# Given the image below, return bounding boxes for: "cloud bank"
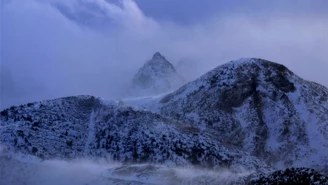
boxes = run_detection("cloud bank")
[1,0,327,109]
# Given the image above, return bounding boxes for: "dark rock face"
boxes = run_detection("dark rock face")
[160,58,297,114]
[246,168,328,185]
[158,58,328,171]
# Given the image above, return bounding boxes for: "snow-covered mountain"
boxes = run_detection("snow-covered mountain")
[128,52,185,97]
[140,58,328,173]
[0,95,269,173]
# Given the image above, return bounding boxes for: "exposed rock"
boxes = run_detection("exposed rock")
[245,168,328,185]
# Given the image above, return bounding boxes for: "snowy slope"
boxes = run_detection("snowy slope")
[0,95,269,173]
[128,52,185,97]
[129,58,328,173]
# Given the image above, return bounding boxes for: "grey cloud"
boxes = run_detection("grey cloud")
[1,0,327,109]
[135,0,328,24]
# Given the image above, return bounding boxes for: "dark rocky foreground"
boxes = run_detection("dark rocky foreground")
[245,168,328,185]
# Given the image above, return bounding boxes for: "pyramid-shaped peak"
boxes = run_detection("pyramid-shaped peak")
[128,52,185,97]
[152,52,165,60]
[145,52,175,71]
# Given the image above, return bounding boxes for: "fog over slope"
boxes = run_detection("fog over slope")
[1,144,262,185]
[1,0,328,109]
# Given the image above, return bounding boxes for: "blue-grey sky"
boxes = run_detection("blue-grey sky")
[1,0,328,109]
[136,0,328,24]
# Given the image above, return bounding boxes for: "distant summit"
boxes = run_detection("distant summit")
[128,52,185,97]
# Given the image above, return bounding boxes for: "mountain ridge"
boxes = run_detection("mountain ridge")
[0,95,270,173]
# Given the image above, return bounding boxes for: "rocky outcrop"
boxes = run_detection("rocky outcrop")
[245,168,328,185]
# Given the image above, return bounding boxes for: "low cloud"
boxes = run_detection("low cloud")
[1,0,327,109]
[0,148,252,185]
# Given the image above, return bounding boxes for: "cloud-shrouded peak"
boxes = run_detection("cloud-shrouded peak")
[145,52,176,72]
[128,53,185,97]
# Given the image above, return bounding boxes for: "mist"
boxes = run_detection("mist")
[1,0,328,109]
[0,148,252,185]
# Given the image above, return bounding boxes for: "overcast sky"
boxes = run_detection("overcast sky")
[1,0,328,109]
